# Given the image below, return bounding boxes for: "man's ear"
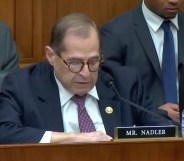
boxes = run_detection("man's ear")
[45,46,55,65]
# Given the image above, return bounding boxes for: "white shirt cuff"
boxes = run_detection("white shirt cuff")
[39,131,52,143]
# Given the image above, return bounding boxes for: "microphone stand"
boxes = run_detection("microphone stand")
[109,81,173,126]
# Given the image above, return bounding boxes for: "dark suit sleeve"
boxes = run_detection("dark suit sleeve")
[0,21,19,91]
[0,72,45,144]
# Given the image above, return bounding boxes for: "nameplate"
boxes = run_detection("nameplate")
[114,126,178,140]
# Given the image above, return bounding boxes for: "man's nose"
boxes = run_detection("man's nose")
[79,64,91,76]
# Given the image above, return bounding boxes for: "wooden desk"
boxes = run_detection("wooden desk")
[0,138,184,161]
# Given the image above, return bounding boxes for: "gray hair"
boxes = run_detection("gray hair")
[50,13,100,55]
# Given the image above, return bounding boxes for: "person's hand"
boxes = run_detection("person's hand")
[51,131,113,143]
[159,103,179,123]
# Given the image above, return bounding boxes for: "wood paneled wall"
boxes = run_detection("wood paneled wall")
[0,0,183,65]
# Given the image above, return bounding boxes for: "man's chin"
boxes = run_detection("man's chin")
[74,87,92,96]
[74,91,88,96]
[162,13,177,19]
[72,82,94,95]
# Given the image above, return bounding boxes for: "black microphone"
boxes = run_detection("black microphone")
[102,72,173,126]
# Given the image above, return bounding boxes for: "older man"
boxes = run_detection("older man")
[0,13,169,144]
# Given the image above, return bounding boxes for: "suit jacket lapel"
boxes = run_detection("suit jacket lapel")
[33,62,64,131]
[133,5,162,79]
[96,72,122,137]
[98,99,122,137]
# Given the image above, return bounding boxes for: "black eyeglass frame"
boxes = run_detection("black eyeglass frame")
[57,52,104,73]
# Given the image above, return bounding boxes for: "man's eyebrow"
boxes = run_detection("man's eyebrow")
[66,57,82,60]
[67,56,100,61]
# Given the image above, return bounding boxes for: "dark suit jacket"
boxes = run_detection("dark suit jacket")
[100,3,184,107]
[0,61,169,144]
[0,20,19,90]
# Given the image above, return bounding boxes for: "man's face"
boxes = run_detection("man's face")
[144,0,184,19]
[51,29,100,96]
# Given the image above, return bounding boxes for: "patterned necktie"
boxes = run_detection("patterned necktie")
[72,94,96,132]
[161,20,177,103]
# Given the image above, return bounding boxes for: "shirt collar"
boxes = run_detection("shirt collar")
[142,0,179,31]
[54,74,99,106]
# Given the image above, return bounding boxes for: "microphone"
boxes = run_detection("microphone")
[102,72,173,126]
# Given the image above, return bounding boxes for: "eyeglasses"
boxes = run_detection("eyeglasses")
[58,55,104,73]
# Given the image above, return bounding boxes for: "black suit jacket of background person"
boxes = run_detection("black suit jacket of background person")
[0,61,169,144]
[0,20,19,90]
[100,3,184,108]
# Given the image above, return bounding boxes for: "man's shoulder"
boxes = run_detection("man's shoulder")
[101,4,142,32]
[102,9,134,26]
[5,61,52,79]
[0,20,10,32]
[1,60,55,96]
